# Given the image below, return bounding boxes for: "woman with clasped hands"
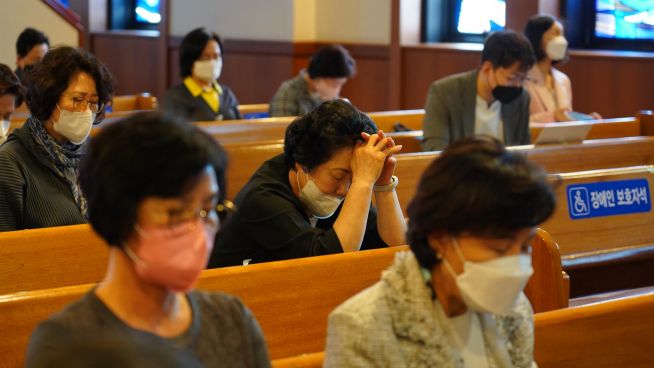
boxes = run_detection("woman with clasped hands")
[210,100,407,267]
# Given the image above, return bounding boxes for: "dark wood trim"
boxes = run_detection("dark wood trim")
[92,30,160,38]
[389,0,401,109]
[505,0,538,31]
[156,0,169,98]
[169,37,390,60]
[41,0,85,47]
[568,49,654,60]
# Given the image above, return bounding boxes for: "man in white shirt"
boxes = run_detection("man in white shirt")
[422,30,536,151]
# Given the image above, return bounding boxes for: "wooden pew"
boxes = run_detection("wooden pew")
[534,292,654,367]
[0,230,564,366]
[237,103,270,119]
[0,225,108,295]
[221,126,654,201]
[272,292,654,368]
[394,136,654,218]
[194,109,427,144]
[2,138,652,294]
[110,93,158,111]
[396,158,654,297]
[541,166,654,296]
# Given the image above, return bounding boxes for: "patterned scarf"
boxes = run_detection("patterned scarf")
[26,116,88,217]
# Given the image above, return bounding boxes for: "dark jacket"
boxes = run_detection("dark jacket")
[162,83,241,121]
[209,154,387,267]
[0,125,85,232]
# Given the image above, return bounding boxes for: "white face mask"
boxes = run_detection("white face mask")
[53,105,95,145]
[0,119,9,142]
[194,58,222,83]
[296,170,344,219]
[443,238,533,315]
[545,35,568,61]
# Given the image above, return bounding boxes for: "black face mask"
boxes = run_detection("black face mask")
[491,85,522,104]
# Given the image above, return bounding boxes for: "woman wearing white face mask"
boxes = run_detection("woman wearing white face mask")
[524,14,602,123]
[0,47,114,232]
[210,100,407,267]
[26,113,270,368]
[162,27,241,122]
[324,136,556,368]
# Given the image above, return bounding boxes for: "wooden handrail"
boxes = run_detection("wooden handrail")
[41,0,84,47]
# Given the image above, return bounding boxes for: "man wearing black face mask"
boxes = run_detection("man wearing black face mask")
[422,31,536,151]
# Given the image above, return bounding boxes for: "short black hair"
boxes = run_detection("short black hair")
[284,99,376,171]
[16,28,49,58]
[481,30,536,73]
[25,47,115,124]
[407,136,556,270]
[179,27,224,78]
[307,45,356,79]
[0,63,25,107]
[79,112,228,247]
[524,14,567,64]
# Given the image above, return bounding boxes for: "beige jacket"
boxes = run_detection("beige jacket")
[525,66,572,123]
[324,251,535,368]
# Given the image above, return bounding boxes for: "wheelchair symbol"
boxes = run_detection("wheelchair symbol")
[569,187,590,217]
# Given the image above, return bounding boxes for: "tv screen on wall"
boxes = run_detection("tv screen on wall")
[595,0,654,40]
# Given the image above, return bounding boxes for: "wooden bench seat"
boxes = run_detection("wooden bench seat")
[0,229,564,366]
[272,292,654,368]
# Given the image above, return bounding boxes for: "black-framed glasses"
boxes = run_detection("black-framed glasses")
[69,96,104,113]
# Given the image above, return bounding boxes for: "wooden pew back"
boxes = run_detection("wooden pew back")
[110,93,158,111]
[0,231,564,365]
[0,225,107,295]
[534,292,654,367]
[394,137,654,217]
[272,292,654,368]
[541,165,654,256]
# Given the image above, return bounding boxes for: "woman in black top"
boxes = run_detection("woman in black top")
[26,113,269,368]
[210,100,407,267]
[0,47,114,232]
[162,27,241,121]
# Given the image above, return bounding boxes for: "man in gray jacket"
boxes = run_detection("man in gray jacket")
[422,30,536,151]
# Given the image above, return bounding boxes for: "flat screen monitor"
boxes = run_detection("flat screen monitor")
[135,0,161,25]
[595,0,654,40]
[456,0,506,34]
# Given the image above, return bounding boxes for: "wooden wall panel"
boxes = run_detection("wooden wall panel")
[400,44,481,109]
[92,32,162,97]
[167,39,391,111]
[400,46,654,117]
[558,52,654,118]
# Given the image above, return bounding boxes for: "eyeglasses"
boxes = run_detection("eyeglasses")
[67,95,104,113]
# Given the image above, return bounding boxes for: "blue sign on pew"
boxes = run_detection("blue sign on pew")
[567,179,651,220]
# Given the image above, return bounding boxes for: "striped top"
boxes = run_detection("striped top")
[0,125,86,232]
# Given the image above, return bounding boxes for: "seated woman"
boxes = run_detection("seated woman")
[269,45,355,117]
[0,47,114,232]
[324,136,556,367]
[163,27,241,121]
[210,100,406,267]
[0,64,25,144]
[524,14,601,122]
[26,112,269,368]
